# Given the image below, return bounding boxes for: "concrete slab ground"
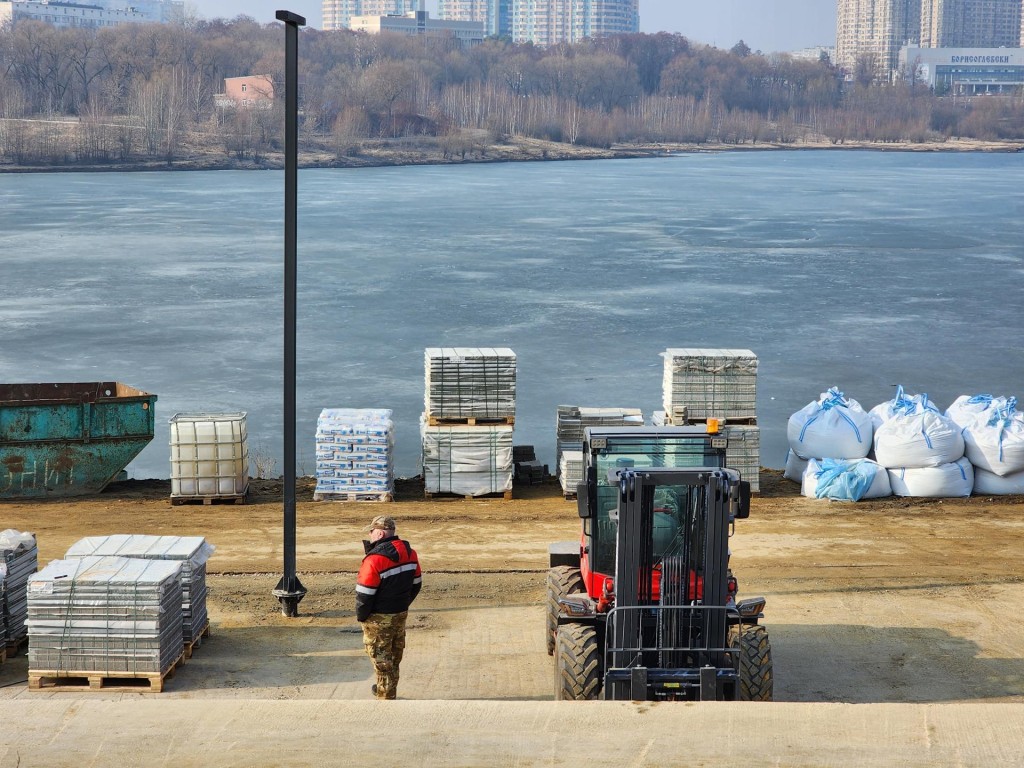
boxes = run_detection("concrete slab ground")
[2,700,1024,767]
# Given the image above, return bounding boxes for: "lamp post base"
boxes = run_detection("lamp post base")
[273,575,307,617]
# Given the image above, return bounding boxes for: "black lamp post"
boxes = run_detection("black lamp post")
[272,8,307,618]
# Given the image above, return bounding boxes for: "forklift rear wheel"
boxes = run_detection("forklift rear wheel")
[546,566,584,655]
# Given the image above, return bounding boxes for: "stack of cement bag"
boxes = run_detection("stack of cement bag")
[421,420,514,496]
[1,529,38,648]
[64,535,214,648]
[422,347,516,496]
[27,556,183,675]
[314,408,394,500]
[946,395,1024,494]
[787,386,973,500]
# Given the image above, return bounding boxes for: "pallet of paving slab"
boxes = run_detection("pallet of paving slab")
[28,653,184,693]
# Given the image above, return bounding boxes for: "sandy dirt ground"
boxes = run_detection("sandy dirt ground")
[1,472,1023,766]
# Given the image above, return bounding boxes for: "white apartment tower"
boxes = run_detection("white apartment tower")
[920,0,1021,48]
[836,0,922,78]
[322,0,422,30]
[509,0,639,46]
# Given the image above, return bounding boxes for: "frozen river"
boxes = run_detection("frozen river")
[2,150,1022,479]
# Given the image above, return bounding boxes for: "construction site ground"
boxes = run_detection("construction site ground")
[1,472,1023,766]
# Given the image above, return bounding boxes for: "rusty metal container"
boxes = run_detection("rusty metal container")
[0,382,157,499]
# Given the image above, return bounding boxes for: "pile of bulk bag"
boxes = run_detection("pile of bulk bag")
[787,387,873,461]
[801,458,891,501]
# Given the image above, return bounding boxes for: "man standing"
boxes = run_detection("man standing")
[356,515,422,700]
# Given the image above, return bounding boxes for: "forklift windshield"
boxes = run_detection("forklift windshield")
[591,433,724,575]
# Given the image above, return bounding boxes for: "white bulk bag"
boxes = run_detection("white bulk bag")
[873,410,965,468]
[962,405,1024,477]
[787,387,872,460]
[783,449,808,483]
[974,467,1024,495]
[801,458,891,501]
[887,457,973,498]
[944,394,1008,429]
[870,386,939,429]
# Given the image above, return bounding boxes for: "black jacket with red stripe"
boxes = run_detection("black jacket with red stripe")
[356,536,422,622]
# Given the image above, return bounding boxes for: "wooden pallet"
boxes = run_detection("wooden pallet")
[427,415,515,427]
[183,621,212,660]
[662,412,758,427]
[171,493,247,506]
[313,491,393,503]
[424,489,513,501]
[29,652,185,693]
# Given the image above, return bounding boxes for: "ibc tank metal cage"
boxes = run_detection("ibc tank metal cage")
[169,412,249,502]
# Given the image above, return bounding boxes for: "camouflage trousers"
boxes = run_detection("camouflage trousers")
[362,611,408,700]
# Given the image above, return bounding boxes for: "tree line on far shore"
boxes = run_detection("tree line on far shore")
[1,17,1023,166]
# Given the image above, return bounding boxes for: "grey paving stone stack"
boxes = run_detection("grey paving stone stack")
[555,406,643,481]
[654,351,762,492]
[424,347,516,422]
[558,450,585,497]
[661,348,758,424]
[27,556,183,674]
[1,529,38,648]
[64,535,213,647]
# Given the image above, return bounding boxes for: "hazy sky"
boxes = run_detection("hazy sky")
[194,1,837,53]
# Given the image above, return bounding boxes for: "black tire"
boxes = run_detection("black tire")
[554,622,602,700]
[730,624,774,701]
[545,566,584,655]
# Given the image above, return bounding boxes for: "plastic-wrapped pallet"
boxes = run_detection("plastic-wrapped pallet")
[555,406,642,480]
[425,348,516,422]
[421,419,513,496]
[65,535,214,648]
[315,408,394,501]
[661,348,757,423]
[27,556,183,675]
[559,450,584,497]
[0,529,37,648]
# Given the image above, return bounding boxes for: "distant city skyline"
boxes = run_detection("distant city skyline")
[193,0,838,52]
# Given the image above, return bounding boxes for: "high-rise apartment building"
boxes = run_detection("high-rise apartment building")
[836,0,922,77]
[437,0,511,37]
[322,0,421,30]
[508,0,639,46]
[838,0,1024,80]
[920,0,1021,48]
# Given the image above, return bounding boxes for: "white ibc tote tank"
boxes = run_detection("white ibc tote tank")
[170,412,249,497]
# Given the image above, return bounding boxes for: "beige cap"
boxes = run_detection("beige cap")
[365,515,396,532]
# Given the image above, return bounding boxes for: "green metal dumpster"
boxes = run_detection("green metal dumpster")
[0,382,157,499]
